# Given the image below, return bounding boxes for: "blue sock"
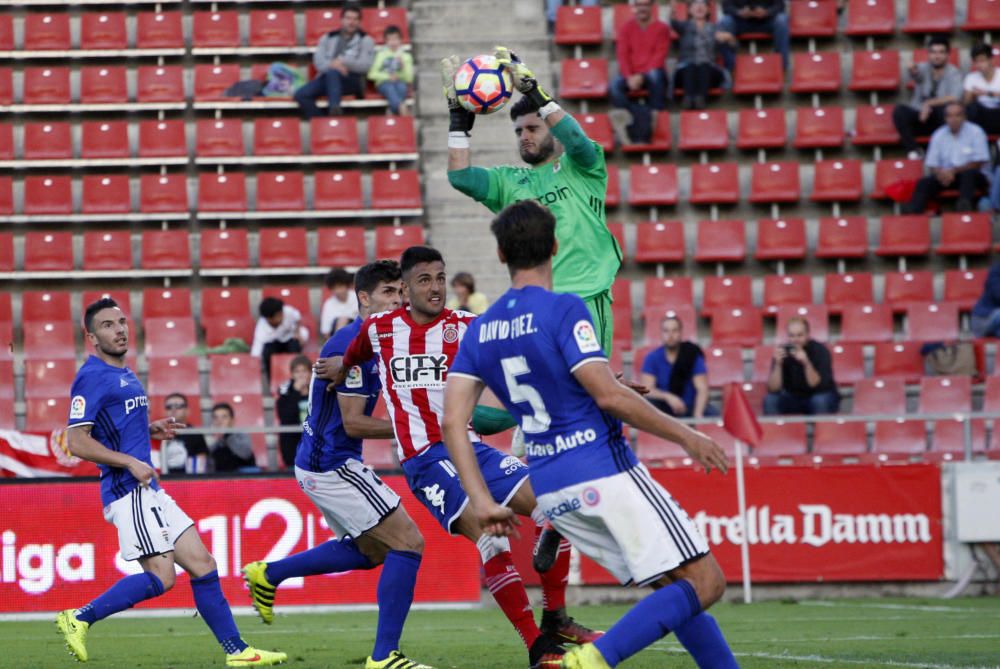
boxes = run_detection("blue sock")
[594,579,702,667]
[265,537,373,586]
[76,572,164,625]
[190,570,247,655]
[371,551,422,661]
[674,612,739,668]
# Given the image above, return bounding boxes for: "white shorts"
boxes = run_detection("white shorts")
[536,464,710,587]
[296,460,401,539]
[103,487,194,561]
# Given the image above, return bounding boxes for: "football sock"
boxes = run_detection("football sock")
[673,612,740,668]
[483,551,541,649]
[534,525,570,612]
[190,570,247,655]
[371,550,422,661]
[75,572,164,625]
[594,578,701,667]
[265,537,373,586]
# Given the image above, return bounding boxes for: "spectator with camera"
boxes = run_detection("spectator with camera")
[764,317,839,416]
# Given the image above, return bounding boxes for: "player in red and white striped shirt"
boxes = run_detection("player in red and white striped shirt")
[340,247,600,669]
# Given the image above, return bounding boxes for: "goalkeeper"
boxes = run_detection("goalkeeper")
[444,47,622,354]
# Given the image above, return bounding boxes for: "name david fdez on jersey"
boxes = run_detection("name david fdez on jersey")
[477,313,538,343]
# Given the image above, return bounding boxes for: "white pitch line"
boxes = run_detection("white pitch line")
[722,633,1000,644]
[654,646,998,669]
[800,601,998,614]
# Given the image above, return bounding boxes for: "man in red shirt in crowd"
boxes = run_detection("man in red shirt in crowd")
[610,0,671,143]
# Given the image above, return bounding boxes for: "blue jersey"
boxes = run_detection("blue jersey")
[295,317,381,473]
[451,286,637,496]
[67,355,159,506]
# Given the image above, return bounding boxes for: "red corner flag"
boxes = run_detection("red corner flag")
[722,383,763,448]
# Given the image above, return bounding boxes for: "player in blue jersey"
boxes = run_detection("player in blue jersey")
[443,201,740,669]
[241,261,432,669]
[55,298,287,667]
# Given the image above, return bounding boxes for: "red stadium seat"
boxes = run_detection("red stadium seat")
[0,69,11,106]
[202,286,251,321]
[852,105,900,146]
[689,163,740,205]
[732,54,784,95]
[790,0,838,36]
[790,51,841,93]
[24,232,73,271]
[702,275,752,317]
[750,161,800,203]
[24,360,76,399]
[368,116,417,154]
[24,13,70,51]
[0,232,11,271]
[635,431,692,467]
[776,304,829,341]
[141,230,190,270]
[143,287,192,319]
[0,359,11,398]
[606,167,621,207]
[317,227,367,267]
[209,354,263,395]
[873,341,924,381]
[81,120,130,159]
[937,213,992,256]
[25,398,71,432]
[137,65,185,103]
[710,307,762,346]
[137,11,184,49]
[854,377,906,415]
[261,286,313,332]
[607,222,626,261]
[831,342,865,385]
[815,216,868,259]
[83,231,132,270]
[872,159,923,199]
[850,51,901,91]
[883,271,934,312]
[622,112,672,154]
[628,164,678,206]
[845,0,896,35]
[147,356,200,399]
[304,8,341,45]
[258,228,308,268]
[23,67,71,105]
[80,66,128,104]
[144,317,197,359]
[943,269,986,311]
[249,9,296,47]
[695,219,745,263]
[256,172,305,212]
[963,0,1000,30]
[22,291,70,322]
[931,418,987,457]
[0,175,10,216]
[23,122,72,160]
[873,419,927,458]
[705,346,745,386]
[876,215,931,257]
[679,110,729,152]
[751,344,774,383]
[362,7,410,44]
[736,108,786,149]
[643,276,694,310]
[24,175,72,216]
[371,170,421,209]
[903,0,955,32]
[23,321,76,360]
[0,14,11,51]
[140,173,188,213]
[635,221,685,264]
[824,272,874,313]
[81,174,130,215]
[138,120,187,158]
[755,218,806,261]
[199,173,246,212]
[559,58,609,99]
[0,123,11,161]
[763,274,812,313]
[577,114,615,153]
[376,226,425,260]
[310,117,360,155]
[192,11,240,48]
[81,289,130,315]
[314,171,363,210]
[755,421,808,460]
[794,107,844,148]
[919,375,971,414]
[0,292,11,322]
[840,303,893,343]
[555,5,603,45]
[811,159,864,202]
[194,64,241,100]
[813,420,868,458]
[197,118,245,157]
[200,229,249,269]
[908,302,959,342]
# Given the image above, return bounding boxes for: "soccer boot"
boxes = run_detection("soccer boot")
[532,523,563,574]
[529,635,566,669]
[365,650,434,668]
[241,561,276,625]
[225,646,288,667]
[560,643,611,669]
[541,609,604,646]
[56,609,89,662]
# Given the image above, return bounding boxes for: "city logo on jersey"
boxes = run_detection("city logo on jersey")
[573,320,601,353]
[69,396,86,420]
[582,487,601,507]
[389,354,448,389]
[345,365,364,389]
[124,395,149,415]
[442,323,459,344]
[499,455,526,476]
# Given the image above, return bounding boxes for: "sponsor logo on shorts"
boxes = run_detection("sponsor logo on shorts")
[499,455,526,475]
[573,320,601,353]
[442,323,459,344]
[422,484,447,515]
[303,476,317,491]
[69,396,86,420]
[544,498,581,521]
[582,487,601,507]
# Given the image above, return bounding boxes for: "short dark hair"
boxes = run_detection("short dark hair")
[383,25,402,39]
[928,35,950,51]
[972,42,993,60]
[341,2,362,18]
[325,267,354,289]
[400,246,444,276]
[662,314,683,329]
[290,354,311,372]
[83,297,120,332]
[259,297,284,319]
[451,271,476,293]
[355,259,402,296]
[211,402,234,418]
[165,392,187,407]
[509,96,539,122]
[490,200,556,271]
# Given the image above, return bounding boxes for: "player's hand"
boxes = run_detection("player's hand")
[494,46,554,110]
[149,417,184,440]
[474,500,521,538]
[315,357,348,390]
[682,428,729,475]
[615,372,649,395]
[128,458,160,487]
[441,54,475,135]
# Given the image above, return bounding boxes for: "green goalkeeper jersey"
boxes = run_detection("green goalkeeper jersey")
[448,115,622,300]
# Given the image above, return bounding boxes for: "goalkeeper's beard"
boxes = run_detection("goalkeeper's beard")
[520,134,556,166]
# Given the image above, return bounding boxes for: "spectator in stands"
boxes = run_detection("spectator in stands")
[639,315,715,418]
[970,261,1000,337]
[252,297,310,378]
[446,271,489,314]
[367,25,412,115]
[893,36,964,160]
[902,102,990,214]
[670,0,736,110]
[159,393,208,475]
[209,402,256,472]
[275,355,311,469]
[294,2,375,118]
[764,317,839,416]
[718,0,790,72]
[609,0,671,144]
[964,43,1000,137]
[545,0,599,33]
[320,268,359,338]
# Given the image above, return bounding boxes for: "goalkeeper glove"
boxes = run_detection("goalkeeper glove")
[494,46,557,115]
[441,54,475,136]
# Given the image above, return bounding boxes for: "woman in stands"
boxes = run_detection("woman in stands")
[671,0,736,110]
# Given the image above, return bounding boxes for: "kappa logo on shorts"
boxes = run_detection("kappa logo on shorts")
[582,487,601,507]
[69,396,86,420]
[442,323,459,344]
[573,320,601,353]
[422,484,447,514]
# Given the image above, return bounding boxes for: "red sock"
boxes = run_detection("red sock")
[483,552,540,649]
[536,526,571,612]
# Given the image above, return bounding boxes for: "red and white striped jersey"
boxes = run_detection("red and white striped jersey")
[342,306,480,461]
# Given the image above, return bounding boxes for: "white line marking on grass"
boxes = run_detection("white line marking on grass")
[730,633,1000,644]
[800,601,995,614]
[654,646,997,669]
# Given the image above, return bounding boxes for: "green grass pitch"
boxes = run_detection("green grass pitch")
[9,597,1000,668]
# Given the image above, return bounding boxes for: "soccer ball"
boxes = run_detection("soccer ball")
[454,55,514,115]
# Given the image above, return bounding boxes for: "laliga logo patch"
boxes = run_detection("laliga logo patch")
[345,365,364,389]
[582,487,601,507]
[573,320,601,353]
[442,324,459,344]
[69,396,86,420]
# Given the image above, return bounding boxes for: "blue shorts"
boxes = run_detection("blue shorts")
[402,441,530,534]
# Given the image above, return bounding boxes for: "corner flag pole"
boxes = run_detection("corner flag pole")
[733,439,752,604]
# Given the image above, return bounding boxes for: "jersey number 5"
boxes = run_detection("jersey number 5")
[501,356,551,434]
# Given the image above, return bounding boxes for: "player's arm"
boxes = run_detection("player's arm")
[67,424,158,486]
[338,394,394,439]
[440,55,496,200]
